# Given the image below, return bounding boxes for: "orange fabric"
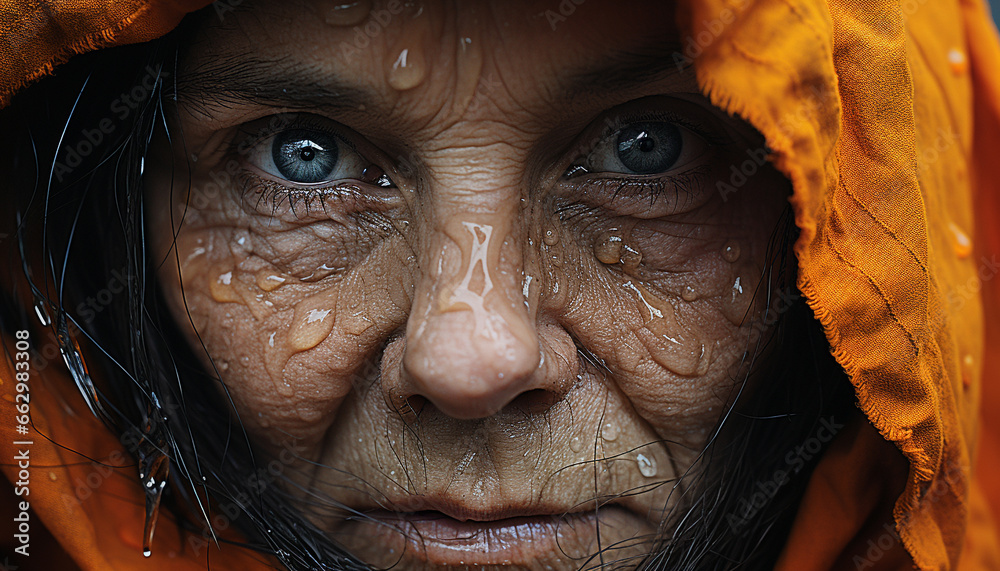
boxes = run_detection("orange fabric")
[0,347,275,570]
[1,0,1000,569]
[683,0,1000,568]
[0,0,213,107]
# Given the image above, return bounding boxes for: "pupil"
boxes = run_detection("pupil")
[299,147,315,161]
[637,135,656,153]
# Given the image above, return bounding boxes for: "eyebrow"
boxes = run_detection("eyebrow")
[560,40,692,101]
[177,40,692,114]
[176,52,375,114]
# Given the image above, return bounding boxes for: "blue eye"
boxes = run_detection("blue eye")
[615,122,682,175]
[271,130,339,183]
[577,119,708,177]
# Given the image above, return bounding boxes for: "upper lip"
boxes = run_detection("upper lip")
[371,494,589,522]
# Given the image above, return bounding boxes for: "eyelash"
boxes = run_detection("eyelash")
[237,171,365,217]
[581,165,711,208]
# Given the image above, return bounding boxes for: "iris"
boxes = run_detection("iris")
[616,122,682,174]
[271,129,339,183]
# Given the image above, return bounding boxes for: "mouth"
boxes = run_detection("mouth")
[346,499,642,567]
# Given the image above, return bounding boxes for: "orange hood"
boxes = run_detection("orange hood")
[2,0,1000,569]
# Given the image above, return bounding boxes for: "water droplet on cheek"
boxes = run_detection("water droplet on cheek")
[601,422,619,442]
[624,280,711,377]
[290,307,336,351]
[256,270,287,292]
[543,226,560,246]
[594,230,623,265]
[569,435,583,452]
[209,271,241,303]
[682,285,698,302]
[636,453,657,477]
[722,240,742,263]
[620,243,643,275]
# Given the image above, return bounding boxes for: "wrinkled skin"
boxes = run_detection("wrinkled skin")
[146,0,789,568]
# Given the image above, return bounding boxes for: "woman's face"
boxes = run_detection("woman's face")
[147,0,787,567]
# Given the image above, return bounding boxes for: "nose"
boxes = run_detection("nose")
[398,206,545,420]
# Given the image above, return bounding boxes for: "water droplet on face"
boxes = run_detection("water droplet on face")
[601,422,619,442]
[732,276,744,302]
[288,289,338,351]
[386,47,426,91]
[682,285,698,302]
[636,453,657,477]
[256,270,287,292]
[569,435,583,452]
[722,240,741,263]
[594,230,623,264]
[621,243,643,275]
[209,271,241,303]
[543,226,560,246]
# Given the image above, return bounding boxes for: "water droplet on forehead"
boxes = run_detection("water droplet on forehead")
[386,47,426,91]
[569,435,583,452]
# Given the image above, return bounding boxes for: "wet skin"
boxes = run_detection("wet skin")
[146,0,789,568]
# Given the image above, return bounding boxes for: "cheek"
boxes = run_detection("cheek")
[153,191,414,443]
[537,175,786,442]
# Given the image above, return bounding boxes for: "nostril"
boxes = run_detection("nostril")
[507,389,559,415]
[402,395,428,419]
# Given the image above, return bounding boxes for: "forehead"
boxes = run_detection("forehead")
[182,0,691,137]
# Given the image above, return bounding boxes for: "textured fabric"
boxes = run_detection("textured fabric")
[1,0,1000,569]
[0,0,212,106]
[683,0,1000,568]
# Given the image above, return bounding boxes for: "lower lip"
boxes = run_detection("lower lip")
[357,509,608,566]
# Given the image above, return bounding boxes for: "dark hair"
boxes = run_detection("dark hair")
[0,8,856,570]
